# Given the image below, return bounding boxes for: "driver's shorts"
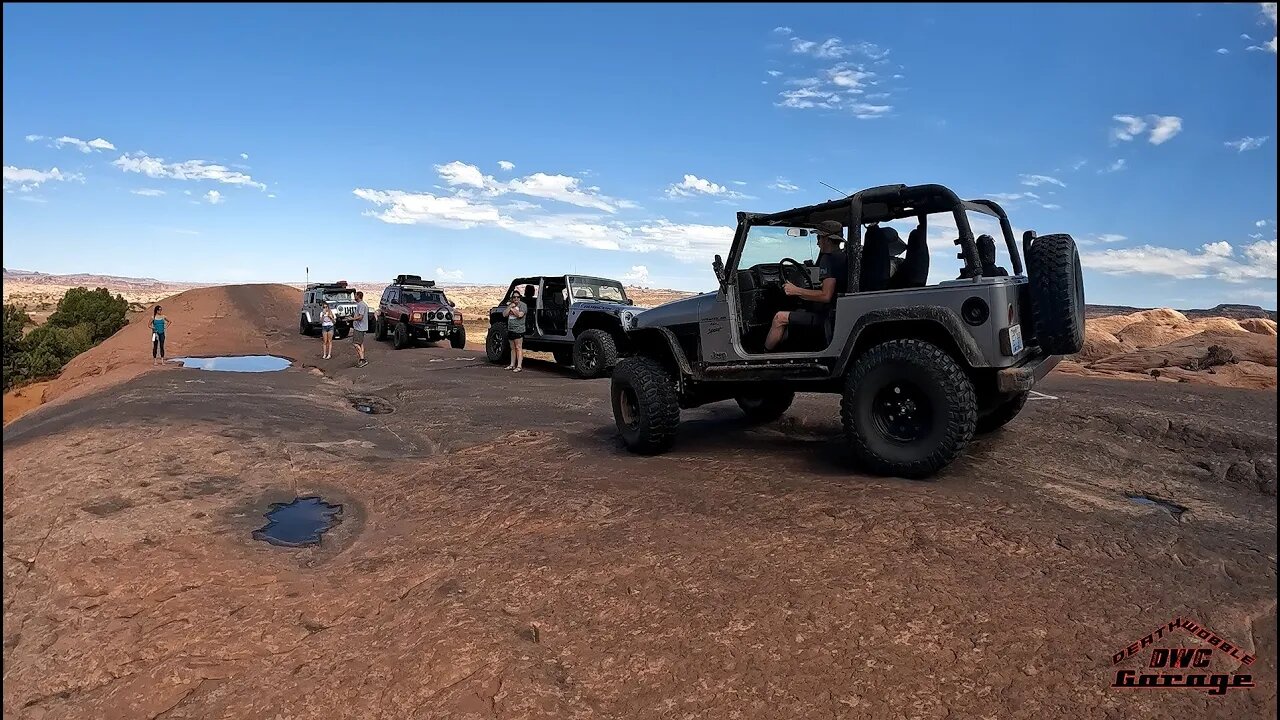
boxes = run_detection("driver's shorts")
[787,309,827,329]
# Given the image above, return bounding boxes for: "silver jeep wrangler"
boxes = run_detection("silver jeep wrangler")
[610,183,1085,478]
[299,281,359,339]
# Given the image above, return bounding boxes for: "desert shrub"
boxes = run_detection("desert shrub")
[3,287,128,391]
[2,304,32,391]
[46,287,129,342]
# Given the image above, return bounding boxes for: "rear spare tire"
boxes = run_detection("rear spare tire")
[612,356,680,455]
[1026,233,1085,355]
[735,389,795,423]
[841,338,977,479]
[485,323,510,364]
[573,329,619,379]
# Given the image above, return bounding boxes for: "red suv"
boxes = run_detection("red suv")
[374,275,466,350]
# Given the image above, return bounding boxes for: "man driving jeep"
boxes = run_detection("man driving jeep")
[764,220,848,351]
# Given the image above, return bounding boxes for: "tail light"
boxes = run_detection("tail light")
[1008,303,1015,325]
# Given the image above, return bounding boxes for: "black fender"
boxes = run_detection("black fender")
[625,327,694,379]
[834,306,986,376]
[571,311,625,338]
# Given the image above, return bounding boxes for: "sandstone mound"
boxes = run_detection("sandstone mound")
[6,284,302,422]
[1073,308,1276,390]
[1240,318,1278,336]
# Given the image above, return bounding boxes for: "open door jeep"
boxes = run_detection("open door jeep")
[610,183,1085,478]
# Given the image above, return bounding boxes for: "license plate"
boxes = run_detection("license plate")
[1009,324,1024,355]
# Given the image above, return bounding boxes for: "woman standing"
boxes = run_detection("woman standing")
[502,288,527,372]
[151,305,170,365]
[319,301,336,360]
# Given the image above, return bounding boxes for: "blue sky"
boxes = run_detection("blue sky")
[3,3,1276,308]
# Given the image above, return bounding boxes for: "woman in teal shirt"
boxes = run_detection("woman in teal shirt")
[151,306,170,365]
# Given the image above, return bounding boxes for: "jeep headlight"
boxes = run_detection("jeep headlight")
[412,312,423,322]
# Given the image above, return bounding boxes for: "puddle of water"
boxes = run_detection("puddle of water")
[1127,494,1188,520]
[252,496,343,547]
[173,355,291,372]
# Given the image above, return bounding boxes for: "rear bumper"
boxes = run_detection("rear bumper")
[996,352,1061,394]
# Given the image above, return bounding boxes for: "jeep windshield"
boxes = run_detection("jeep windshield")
[568,277,628,304]
[400,289,444,304]
[323,290,356,302]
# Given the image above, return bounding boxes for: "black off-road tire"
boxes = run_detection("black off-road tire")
[375,315,388,341]
[1026,233,1085,355]
[299,315,310,336]
[573,329,619,379]
[392,321,412,350]
[611,356,680,455]
[450,326,467,349]
[735,389,795,423]
[485,323,510,364]
[552,347,574,365]
[841,339,977,479]
[976,391,1030,434]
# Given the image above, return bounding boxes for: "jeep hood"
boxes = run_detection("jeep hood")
[635,291,716,329]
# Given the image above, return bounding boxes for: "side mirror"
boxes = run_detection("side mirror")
[712,254,726,284]
[448,300,456,307]
[625,298,634,306]
[787,227,810,237]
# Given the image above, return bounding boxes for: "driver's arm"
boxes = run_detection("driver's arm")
[784,278,837,304]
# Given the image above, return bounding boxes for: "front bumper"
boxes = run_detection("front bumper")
[996,352,1061,394]
[409,323,463,338]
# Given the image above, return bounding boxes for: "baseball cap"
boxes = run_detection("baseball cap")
[816,220,844,238]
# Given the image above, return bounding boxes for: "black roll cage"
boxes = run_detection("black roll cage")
[728,183,1024,292]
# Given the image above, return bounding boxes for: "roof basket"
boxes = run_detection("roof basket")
[394,274,434,287]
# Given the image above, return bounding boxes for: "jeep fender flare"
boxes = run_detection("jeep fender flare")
[570,311,625,339]
[301,310,314,324]
[626,327,695,379]
[834,306,986,376]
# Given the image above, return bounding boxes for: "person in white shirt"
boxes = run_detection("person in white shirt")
[350,291,370,368]
[319,301,336,360]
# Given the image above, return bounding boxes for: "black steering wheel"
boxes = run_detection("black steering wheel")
[778,257,815,289]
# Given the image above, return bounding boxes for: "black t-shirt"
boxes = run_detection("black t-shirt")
[817,251,849,298]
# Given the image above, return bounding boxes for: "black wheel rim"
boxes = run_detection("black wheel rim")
[488,330,501,356]
[871,381,933,443]
[618,386,640,429]
[580,339,599,370]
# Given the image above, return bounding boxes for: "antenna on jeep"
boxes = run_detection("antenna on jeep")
[819,181,852,198]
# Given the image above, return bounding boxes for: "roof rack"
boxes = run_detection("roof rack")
[393,274,435,287]
[306,280,349,290]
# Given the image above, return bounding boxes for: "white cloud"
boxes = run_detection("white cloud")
[52,135,116,153]
[432,161,621,213]
[850,102,892,119]
[1256,219,1272,227]
[435,267,464,281]
[777,87,842,109]
[732,180,747,186]
[989,192,1039,202]
[354,184,734,263]
[622,265,650,285]
[203,190,224,205]
[1097,234,1128,244]
[665,174,746,199]
[770,177,801,193]
[1098,159,1127,174]
[498,160,515,171]
[1039,203,1062,210]
[773,26,792,34]
[267,194,276,199]
[1110,114,1183,145]
[3,166,83,191]
[130,188,166,197]
[112,153,267,190]
[240,153,249,160]
[24,134,44,142]
[1225,136,1270,152]
[1110,115,1147,142]
[1246,2,1277,52]
[767,70,782,77]
[1019,174,1067,188]
[1218,47,1231,54]
[1148,116,1183,145]
[1081,240,1278,282]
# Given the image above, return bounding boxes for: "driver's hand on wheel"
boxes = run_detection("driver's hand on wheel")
[782,281,801,297]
